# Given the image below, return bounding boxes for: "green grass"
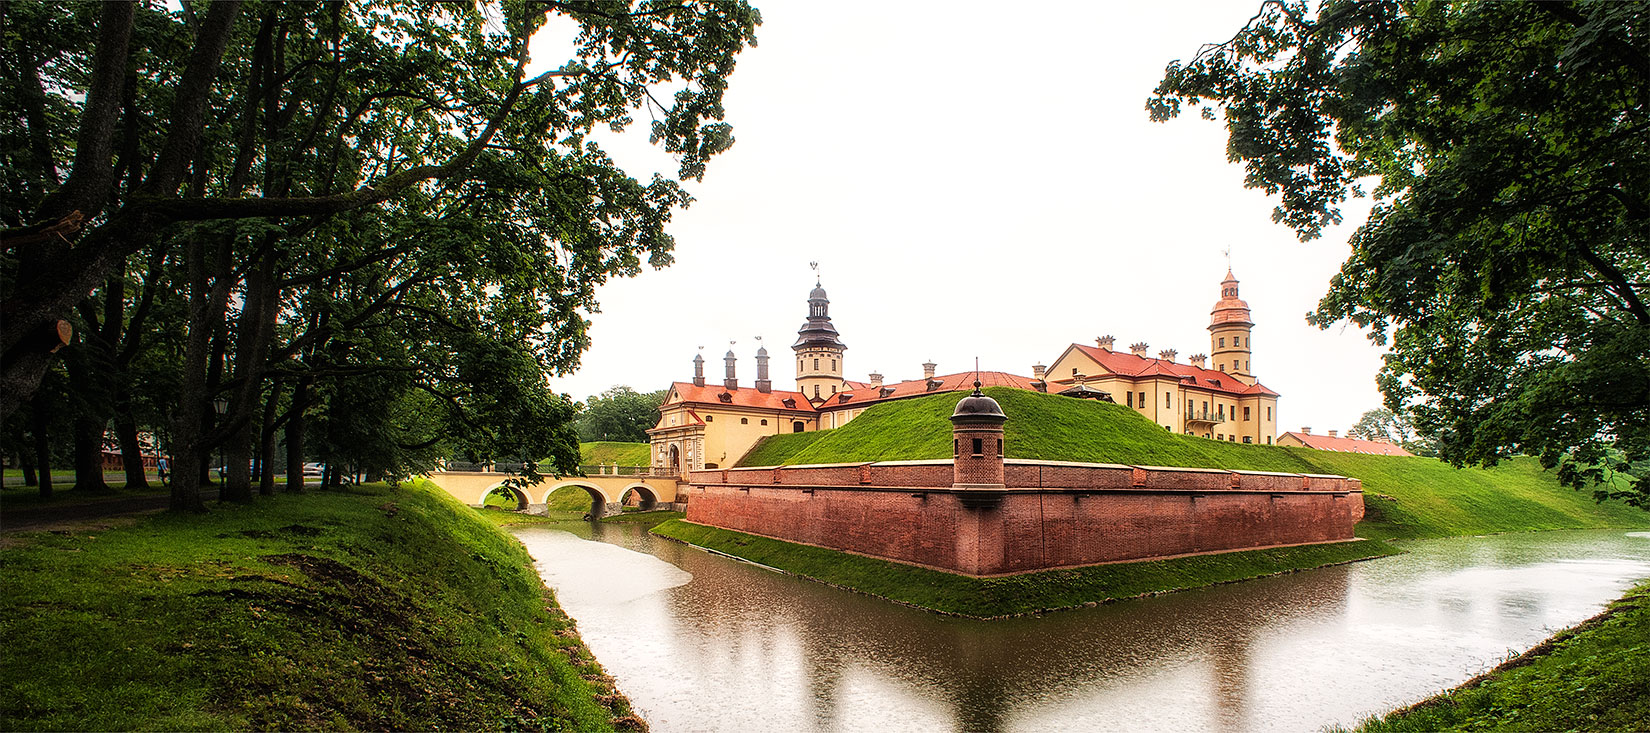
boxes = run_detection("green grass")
[546,485,599,512]
[0,481,636,731]
[1348,581,1650,732]
[737,388,1650,540]
[578,442,650,466]
[2,475,168,509]
[651,519,1400,618]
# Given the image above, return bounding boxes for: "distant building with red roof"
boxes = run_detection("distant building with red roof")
[1277,428,1414,456]
[647,269,1286,472]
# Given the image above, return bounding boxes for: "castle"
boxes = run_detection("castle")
[648,269,1282,473]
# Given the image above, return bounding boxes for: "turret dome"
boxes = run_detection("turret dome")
[950,382,1007,425]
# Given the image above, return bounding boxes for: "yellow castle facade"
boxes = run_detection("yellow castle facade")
[647,270,1280,473]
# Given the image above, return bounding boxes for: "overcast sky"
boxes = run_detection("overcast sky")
[530,1,1389,435]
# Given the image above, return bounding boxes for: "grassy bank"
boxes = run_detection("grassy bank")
[579,442,651,466]
[652,519,1399,618]
[739,388,1649,540]
[0,480,636,731]
[1350,581,1650,732]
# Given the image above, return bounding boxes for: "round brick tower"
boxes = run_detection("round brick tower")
[950,381,1007,491]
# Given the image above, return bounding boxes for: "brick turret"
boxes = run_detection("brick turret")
[950,381,1007,499]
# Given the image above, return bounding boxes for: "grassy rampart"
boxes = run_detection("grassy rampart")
[651,519,1399,618]
[0,481,636,731]
[579,442,651,466]
[738,388,1648,540]
[1348,581,1650,732]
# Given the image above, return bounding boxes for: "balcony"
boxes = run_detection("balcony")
[1185,410,1225,425]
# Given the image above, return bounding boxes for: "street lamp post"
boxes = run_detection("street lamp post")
[212,396,228,484]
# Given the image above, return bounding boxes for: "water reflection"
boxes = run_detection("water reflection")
[514,526,1650,733]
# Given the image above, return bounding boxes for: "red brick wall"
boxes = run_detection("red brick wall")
[684,460,1365,576]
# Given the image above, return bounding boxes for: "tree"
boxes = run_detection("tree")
[3,1,761,510]
[1348,408,1436,457]
[1151,1,1649,506]
[575,385,666,443]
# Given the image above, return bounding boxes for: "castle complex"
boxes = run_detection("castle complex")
[648,269,1282,473]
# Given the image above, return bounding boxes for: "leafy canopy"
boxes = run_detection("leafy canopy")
[1150,0,1649,506]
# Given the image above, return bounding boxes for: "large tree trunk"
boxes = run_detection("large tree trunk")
[20,448,38,487]
[70,413,110,492]
[284,377,310,493]
[29,394,52,499]
[258,381,284,496]
[114,408,149,490]
[221,247,279,503]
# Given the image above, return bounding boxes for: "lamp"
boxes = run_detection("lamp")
[213,396,229,415]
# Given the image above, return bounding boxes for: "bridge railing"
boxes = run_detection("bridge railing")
[433,460,677,479]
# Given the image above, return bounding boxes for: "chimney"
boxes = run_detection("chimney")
[923,360,936,380]
[1188,353,1207,368]
[869,371,883,387]
[1328,429,1339,438]
[1158,349,1177,363]
[723,350,738,390]
[692,353,705,387]
[1301,427,1312,435]
[1032,363,1046,380]
[1130,342,1149,356]
[755,346,772,393]
[1095,335,1115,351]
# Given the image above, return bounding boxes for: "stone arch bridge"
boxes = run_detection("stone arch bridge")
[425,465,681,518]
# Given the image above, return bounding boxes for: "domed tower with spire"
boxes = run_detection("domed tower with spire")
[1209,269,1256,385]
[793,270,846,401]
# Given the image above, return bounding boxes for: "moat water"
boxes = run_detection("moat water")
[513,525,1650,733]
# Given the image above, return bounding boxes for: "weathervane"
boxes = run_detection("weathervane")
[1222,245,1232,271]
[809,260,820,285]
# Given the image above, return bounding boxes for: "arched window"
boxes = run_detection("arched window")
[741,417,748,424]
[760,419,768,426]
[793,421,805,433]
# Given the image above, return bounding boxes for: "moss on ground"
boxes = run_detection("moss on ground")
[651,519,1399,618]
[0,480,635,731]
[1348,581,1650,732]
[737,388,1649,540]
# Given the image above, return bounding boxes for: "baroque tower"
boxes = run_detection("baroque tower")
[1208,269,1256,385]
[793,278,846,400]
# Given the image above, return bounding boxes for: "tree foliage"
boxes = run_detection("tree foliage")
[1151,0,1649,506]
[2,1,760,510]
[574,385,665,443]
[1348,408,1436,457]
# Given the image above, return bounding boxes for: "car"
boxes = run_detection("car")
[301,462,324,477]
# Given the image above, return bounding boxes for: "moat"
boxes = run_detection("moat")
[515,525,1650,732]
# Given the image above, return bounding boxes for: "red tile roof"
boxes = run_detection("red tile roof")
[1279,432,1414,456]
[1064,344,1280,397]
[824,371,1045,410]
[664,382,816,412]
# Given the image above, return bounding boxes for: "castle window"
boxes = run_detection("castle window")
[1218,405,1225,419]
[813,385,820,398]
[830,359,836,371]
[760,419,768,426]
[1217,433,1223,440]
[972,438,983,456]
[1245,360,1249,371]
[954,439,959,457]
[1229,436,1236,442]
[1219,363,1225,372]
[1218,337,1225,348]
[1243,436,1252,443]
[1267,406,1272,420]
[813,358,819,370]
[1127,392,1134,408]
[794,421,805,433]
[1244,407,1251,421]
[831,385,837,394]
[1072,368,1078,376]
[798,359,803,371]
[706,415,714,422]
[741,418,748,424]
[1138,391,1146,407]
[1266,436,1272,444]
[1165,393,1172,407]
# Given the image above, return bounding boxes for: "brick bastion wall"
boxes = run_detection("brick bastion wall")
[681,459,1365,577]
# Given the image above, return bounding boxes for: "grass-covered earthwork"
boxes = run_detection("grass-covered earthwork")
[578,441,651,466]
[651,519,1399,618]
[0,480,637,731]
[739,388,1650,541]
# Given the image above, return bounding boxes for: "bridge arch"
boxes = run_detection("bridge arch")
[542,480,618,518]
[619,482,660,511]
[477,483,531,512]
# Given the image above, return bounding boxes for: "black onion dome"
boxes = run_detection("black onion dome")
[950,381,1007,425]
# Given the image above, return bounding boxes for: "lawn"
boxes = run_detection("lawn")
[0,480,636,731]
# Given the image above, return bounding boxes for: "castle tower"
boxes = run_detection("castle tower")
[793,278,846,400]
[723,349,738,390]
[691,352,705,387]
[1209,269,1256,385]
[755,343,772,394]
[950,381,1007,491]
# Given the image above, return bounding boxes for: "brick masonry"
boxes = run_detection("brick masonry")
[682,460,1364,576]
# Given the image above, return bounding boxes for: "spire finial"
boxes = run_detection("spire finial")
[809,260,820,286]
[972,356,982,394]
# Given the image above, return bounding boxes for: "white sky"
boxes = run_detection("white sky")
[531,1,1388,435]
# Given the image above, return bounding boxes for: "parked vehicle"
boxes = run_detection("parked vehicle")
[301,462,324,477]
